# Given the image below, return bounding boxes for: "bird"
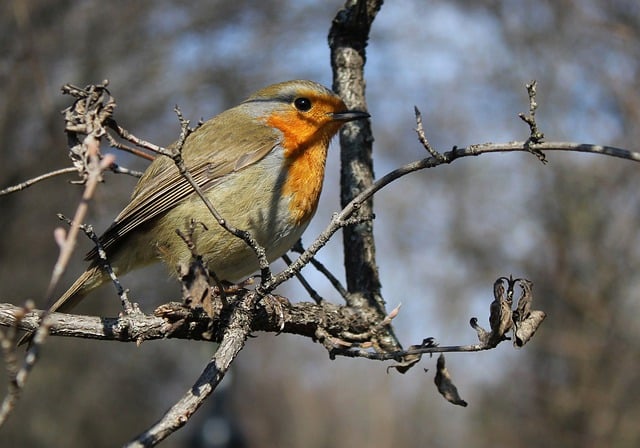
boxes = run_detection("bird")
[49,80,369,314]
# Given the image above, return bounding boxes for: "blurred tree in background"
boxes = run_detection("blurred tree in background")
[1,1,639,447]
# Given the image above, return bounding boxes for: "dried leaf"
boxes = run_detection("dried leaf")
[488,277,513,344]
[514,310,546,347]
[511,279,546,347]
[469,317,491,345]
[512,278,533,324]
[434,354,467,407]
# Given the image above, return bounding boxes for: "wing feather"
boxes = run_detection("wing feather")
[86,108,279,260]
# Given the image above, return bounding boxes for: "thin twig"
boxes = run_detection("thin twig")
[518,80,544,142]
[46,148,115,305]
[414,106,447,162]
[0,301,33,425]
[0,167,78,196]
[268,139,640,293]
[20,145,115,351]
[58,215,135,314]
[281,254,324,304]
[290,240,349,300]
[333,342,493,361]
[518,80,547,163]
[0,163,141,198]
[108,163,143,178]
[105,119,169,157]
[104,132,156,161]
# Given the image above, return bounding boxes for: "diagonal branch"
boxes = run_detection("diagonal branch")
[124,292,259,447]
[0,167,77,196]
[264,138,640,300]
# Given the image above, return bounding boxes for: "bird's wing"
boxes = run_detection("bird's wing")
[86,113,279,260]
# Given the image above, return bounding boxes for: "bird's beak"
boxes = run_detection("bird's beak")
[331,110,370,122]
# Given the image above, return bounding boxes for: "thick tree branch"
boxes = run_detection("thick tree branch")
[0,298,373,345]
[330,0,382,304]
[330,0,401,353]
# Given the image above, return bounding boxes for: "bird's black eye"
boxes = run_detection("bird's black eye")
[294,97,312,112]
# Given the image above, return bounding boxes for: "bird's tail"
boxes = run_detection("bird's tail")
[49,264,107,313]
[19,265,107,345]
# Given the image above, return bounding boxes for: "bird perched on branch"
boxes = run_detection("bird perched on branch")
[50,80,369,314]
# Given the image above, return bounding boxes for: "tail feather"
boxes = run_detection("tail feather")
[48,265,107,313]
[19,265,107,345]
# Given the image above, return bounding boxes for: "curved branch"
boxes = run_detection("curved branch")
[269,139,638,293]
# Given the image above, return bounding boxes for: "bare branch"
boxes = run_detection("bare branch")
[125,292,258,447]
[0,302,34,424]
[45,149,115,305]
[0,298,370,345]
[108,163,143,178]
[58,216,135,315]
[0,163,141,198]
[519,80,545,142]
[17,83,120,347]
[104,132,156,161]
[330,0,397,353]
[518,80,547,163]
[0,167,77,196]
[291,240,349,301]
[281,253,324,304]
[268,139,633,299]
[105,117,170,158]
[414,106,447,162]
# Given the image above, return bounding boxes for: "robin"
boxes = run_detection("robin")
[49,80,369,314]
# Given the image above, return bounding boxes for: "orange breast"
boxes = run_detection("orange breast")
[281,140,328,225]
[265,113,333,226]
